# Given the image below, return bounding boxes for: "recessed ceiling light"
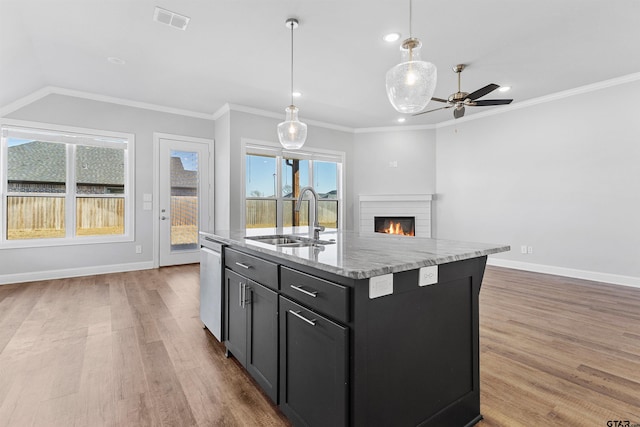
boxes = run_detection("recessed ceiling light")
[397,117,406,123]
[498,86,511,92]
[107,57,126,65]
[383,33,401,43]
[292,91,302,98]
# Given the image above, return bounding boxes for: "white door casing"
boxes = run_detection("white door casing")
[154,133,213,267]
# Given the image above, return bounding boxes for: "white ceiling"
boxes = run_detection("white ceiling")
[2,0,639,129]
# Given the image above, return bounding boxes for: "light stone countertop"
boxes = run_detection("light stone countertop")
[200,228,510,280]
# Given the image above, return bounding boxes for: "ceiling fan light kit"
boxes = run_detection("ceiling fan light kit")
[413,64,513,119]
[277,18,307,150]
[385,0,438,114]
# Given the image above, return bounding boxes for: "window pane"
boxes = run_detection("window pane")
[76,145,125,194]
[314,161,338,199]
[170,150,199,250]
[8,139,66,193]
[246,199,276,228]
[283,200,309,227]
[282,158,309,198]
[76,197,124,236]
[318,200,338,229]
[246,154,276,197]
[7,196,65,239]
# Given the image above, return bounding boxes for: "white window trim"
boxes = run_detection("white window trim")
[241,138,345,231]
[0,118,135,248]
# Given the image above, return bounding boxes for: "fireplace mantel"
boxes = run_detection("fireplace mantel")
[359,194,433,203]
[358,194,433,238]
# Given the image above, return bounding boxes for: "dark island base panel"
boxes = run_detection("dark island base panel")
[351,257,486,427]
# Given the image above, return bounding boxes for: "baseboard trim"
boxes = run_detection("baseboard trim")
[0,261,156,286]
[487,258,640,289]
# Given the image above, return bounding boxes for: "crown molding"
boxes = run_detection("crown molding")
[212,103,231,120]
[0,86,53,117]
[354,123,436,134]
[4,72,639,132]
[222,103,355,133]
[434,71,640,129]
[1,86,213,120]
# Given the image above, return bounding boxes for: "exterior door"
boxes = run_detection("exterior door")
[158,136,211,266]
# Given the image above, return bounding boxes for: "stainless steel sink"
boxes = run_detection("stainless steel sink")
[245,234,335,247]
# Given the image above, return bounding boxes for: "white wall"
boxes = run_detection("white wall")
[3,80,638,287]
[1,94,214,282]
[215,109,356,231]
[435,79,640,284]
[352,128,437,232]
[214,110,231,231]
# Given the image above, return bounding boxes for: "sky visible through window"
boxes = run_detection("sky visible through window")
[172,150,198,171]
[7,138,33,147]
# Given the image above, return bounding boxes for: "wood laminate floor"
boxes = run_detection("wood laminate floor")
[0,265,638,426]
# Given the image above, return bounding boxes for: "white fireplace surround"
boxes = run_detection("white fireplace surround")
[358,194,433,238]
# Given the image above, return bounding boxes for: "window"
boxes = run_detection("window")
[244,142,343,230]
[1,121,134,246]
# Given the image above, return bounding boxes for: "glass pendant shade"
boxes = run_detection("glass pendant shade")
[386,38,437,114]
[277,105,307,149]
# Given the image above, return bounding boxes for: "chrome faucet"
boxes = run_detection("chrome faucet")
[295,186,325,240]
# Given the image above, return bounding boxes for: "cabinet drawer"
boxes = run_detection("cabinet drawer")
[225,248,278,290]
[281,267,349,323]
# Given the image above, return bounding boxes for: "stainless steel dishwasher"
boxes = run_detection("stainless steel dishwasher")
[200,236,225,342]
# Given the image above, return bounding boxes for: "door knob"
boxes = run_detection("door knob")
[161,216,167,220]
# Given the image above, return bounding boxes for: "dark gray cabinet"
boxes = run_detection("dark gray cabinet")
[279,296,348,427]
[221,244,486,427]
[225,268,279,402]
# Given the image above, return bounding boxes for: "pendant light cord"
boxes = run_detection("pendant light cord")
[409,0,412,38]
[290,21,294,106]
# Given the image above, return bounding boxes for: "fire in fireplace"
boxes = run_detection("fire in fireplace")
[374,216,415,236]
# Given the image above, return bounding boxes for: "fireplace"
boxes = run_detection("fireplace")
[359,194,432,238]
[374,216,415,236]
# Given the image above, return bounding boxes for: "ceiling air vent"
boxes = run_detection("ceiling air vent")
[153,7,190,31]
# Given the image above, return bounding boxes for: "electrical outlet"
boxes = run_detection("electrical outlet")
[369,274,393,299]
[521,245,527,254]
[135,245,142,254]
[419,265,438,286]
[527,246,533,254]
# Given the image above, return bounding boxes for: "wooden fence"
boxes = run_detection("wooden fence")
[246,199,338,228]
[7,196,336,239]
[7,196,125,239]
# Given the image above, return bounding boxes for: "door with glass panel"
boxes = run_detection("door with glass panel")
[158,137,210,266]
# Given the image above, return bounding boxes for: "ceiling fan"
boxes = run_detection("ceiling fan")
[413,64,513,119]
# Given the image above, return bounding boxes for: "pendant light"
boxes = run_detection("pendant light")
[385,0,437,114]
[277,18,307,149]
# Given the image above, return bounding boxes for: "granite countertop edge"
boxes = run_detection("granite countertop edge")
[200,230,510,280]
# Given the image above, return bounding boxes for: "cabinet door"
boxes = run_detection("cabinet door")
[246,282,279,403]
[225,269,247,365]
[279,297,348,427]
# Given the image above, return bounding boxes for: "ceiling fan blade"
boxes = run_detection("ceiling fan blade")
[453,106,465,119]
[431,97,449,103]
[412,105,453,116]
[472,99,513,106]
[466,83,499,101]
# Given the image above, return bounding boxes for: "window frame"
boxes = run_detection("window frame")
[241,138,345,231]
[0,119,135,248]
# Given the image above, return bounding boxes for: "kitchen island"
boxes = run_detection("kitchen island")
[200,229,509,427]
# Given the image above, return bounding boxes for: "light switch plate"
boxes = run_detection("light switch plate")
[419,265,438,286]
[143,202,152,211]
[143,193,152,202]
[369,274,393,299]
